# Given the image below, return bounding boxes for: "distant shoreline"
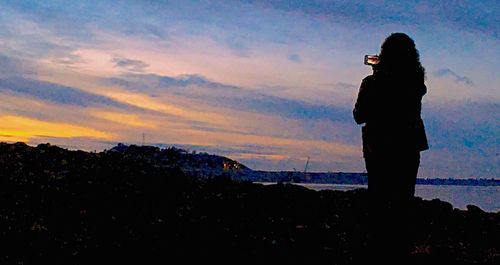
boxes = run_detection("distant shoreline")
[242,170,499,187]
[255,182,499,212]
[254,180,500,187]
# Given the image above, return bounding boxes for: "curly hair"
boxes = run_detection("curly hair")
[376,33,426,80]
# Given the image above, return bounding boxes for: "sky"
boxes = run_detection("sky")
[0,0,498,178]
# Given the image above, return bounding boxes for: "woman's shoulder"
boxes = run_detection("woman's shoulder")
[361,74,377,86]
[361,74,387,91]
[362,74,376,82]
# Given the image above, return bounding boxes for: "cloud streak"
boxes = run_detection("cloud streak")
[108,73,353,123]
[0,55,36,77]
[0,77,138,109]
[433,68,475,86]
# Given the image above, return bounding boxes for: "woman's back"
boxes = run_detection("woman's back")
[354,72,428,154]
[367,72,425,124]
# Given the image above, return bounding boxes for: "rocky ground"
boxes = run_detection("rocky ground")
[0,142,498,264]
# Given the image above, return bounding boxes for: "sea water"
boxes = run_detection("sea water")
[258,183,500,212]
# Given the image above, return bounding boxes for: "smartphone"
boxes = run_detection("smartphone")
[364,55,379,66]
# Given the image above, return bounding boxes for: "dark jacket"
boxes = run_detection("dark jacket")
[353,72,429,156]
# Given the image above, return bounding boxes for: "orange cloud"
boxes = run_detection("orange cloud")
[229,152,289,161]
[101,91,240,127]
[89,110,156,128]
[178,127,359,157]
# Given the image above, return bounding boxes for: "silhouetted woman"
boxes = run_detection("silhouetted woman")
[353,33,429,262]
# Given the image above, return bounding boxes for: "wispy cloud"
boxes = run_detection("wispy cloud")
[334,82,357,90]
[0,55,36,77]
[224,38,251,57]
[288,54,301,63]
[52,54,86,67]
[111,57,149,73]
[246,0,500,38]
[433,68,474,86]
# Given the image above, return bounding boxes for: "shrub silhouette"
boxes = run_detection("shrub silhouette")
[0,142,498,264]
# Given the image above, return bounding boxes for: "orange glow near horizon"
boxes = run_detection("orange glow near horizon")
[0,115,113,142]
[0,134,29,143]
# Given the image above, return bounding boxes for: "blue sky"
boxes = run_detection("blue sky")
[0,0,498,178]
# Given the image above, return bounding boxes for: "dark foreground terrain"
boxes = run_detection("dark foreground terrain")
[0,142,498,264]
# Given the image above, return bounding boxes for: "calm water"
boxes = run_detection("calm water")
[257,183,500,212]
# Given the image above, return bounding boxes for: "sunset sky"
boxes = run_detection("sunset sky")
[0,0,498,178]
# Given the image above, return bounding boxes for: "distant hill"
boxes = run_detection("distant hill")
[3,141,497,188]
[107,142,249,177]
[110,143,496,186]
